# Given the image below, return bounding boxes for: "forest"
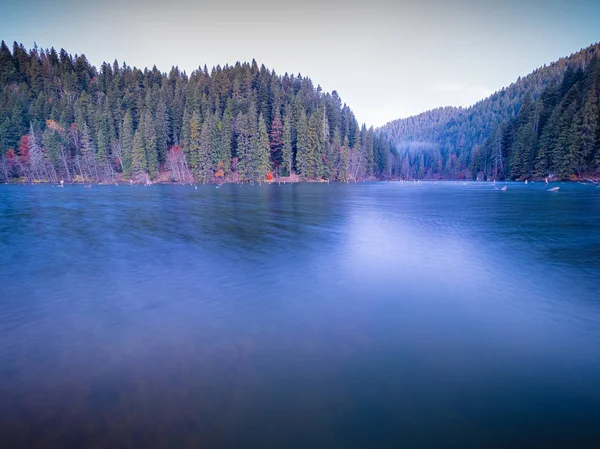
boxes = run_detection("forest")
[0,41,395,184]
[471,59,600,180]
[380,43,600,180]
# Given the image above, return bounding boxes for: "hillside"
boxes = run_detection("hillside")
[379,43,600,179]
[472,57,600,180]
[0,42,394,184]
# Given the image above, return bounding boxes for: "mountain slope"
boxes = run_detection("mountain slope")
[473,56,600,180]
[379,42,600,179]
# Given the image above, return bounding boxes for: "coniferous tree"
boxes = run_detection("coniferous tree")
[131,127,147,179]
[187,111,201,174]
[119,111,134,176]
[256,113,271,181]
[96,113,110,166]
[281,109,293,176]
[295,109,310,178]
[142,111,159,178]
[339,135,350,181]
[155,98,170,164]
[218,102,233,177]
[351,124,362,180]
[270,112,283,172]
[236,112,251,181]
[197,113,214,182]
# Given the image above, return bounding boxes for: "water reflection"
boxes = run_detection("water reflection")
[1,182,600,448]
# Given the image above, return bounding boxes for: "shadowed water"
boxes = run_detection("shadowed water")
[1,181,600,448]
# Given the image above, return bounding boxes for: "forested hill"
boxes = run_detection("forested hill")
[0,42,394,184]
[472,56,600,181]
[379,42,600,179]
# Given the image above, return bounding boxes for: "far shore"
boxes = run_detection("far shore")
[3,175,600,186]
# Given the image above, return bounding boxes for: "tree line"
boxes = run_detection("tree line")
[0,41,396,184]
[379,43,600,180]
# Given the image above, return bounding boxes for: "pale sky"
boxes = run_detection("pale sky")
[1,0,599,127]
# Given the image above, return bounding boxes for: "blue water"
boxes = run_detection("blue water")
[1,182,600,448]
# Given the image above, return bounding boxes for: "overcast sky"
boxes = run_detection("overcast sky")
[1,0,599,127]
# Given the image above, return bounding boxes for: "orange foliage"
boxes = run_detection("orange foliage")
[46,119,65,132]
[215,160,225,178]
[266,171,273,181]
[18,135,31,162]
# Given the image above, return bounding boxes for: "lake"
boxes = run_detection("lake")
[1,181,600,448]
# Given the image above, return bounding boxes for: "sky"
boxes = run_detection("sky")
[1,0,599,127]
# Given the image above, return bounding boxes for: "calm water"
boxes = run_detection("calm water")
[1,182,600,448]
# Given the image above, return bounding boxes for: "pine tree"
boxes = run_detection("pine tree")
[155,98,170,164]
[365,127,375,178]
[132,127,148,179]
[270,112,283,172]
[534,108,558,177]
[319,109,332,179]
[218,102,233,177]
[306,112,320,179]
[119,111,134,176]
[339,135,350,181]
[352,125,363,180]
[577,65,599,171]
[188,111,201,175]
[295,109,310,178]
[324,127,341,180]
[508,96,537,179]
[197,114,214,182]
[281,107,293,176]
[256,113,271,181]
[142,111,159,178]
[42,126,60,171]
[242,103,259,180]
[96,116,109,164]
[236,112,251,181]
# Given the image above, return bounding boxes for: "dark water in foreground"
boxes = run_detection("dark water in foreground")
[1,181,600,448]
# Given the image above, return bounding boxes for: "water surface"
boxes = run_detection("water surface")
[1,181,600,448]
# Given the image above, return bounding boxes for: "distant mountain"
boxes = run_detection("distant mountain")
[379,43,600,179]
[0,41,393,184]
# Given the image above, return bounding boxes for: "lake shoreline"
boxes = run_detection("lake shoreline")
[3,176,599,186]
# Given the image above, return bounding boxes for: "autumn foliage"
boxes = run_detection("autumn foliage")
[18,135,31,163]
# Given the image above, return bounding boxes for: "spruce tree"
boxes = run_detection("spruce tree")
[120,111,134,176]
[188,111,202,175]
[131,127,148,179]
[256,113,271,181]
[270,113,283,172]
[295,109,310,178]
[306,112,320,179]
[236,112,251,181]
[96,113,110,166]
[352,124,362,179]
[282,110,293,176]
[577,67,599,170]
[219,102,233,177]
[197,114,214,182]
[339,135,350,181]
[155,98,170,164]
[142,111,159,178]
